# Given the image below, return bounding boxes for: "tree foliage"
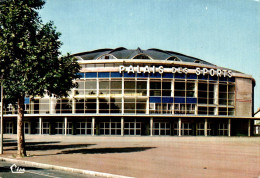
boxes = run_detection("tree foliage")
[0,0,80,157]
[0,0,80,101]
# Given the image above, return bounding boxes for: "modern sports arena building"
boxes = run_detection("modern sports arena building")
[3,47,256,136]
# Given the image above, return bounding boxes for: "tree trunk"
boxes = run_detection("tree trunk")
[17,95,26,157]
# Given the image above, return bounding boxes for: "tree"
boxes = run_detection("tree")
[0,0,80,157]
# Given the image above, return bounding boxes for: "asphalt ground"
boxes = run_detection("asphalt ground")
[0,135,259,178]
[0,160,97,178]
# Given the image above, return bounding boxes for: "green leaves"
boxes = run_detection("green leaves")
[0,0,80,103]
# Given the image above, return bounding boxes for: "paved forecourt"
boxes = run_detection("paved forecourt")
[1,135,260,178]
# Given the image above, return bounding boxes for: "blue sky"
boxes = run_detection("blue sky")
[39,0,260,112]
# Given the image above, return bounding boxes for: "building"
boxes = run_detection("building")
[254,108,260,134]
[3,47,256,136]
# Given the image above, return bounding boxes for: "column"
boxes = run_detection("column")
[122,77,124,114]
[147,78,150,114]
[64,117,67,135]
[92,117,95,136]
[72,98,76,114]
[248,120,251,137]
[228,119,231,137]
[150,117,153,136]
[204,118,208,136]
[121,117,124,136]
[178,118,181,136]
[39,117,42,135]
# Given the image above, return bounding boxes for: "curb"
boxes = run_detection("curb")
[0,157,134,178]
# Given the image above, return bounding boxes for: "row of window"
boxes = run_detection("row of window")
[6,98,234,116]
[4,78,235,116]
[3,121,229,136]
[78,72,235,82]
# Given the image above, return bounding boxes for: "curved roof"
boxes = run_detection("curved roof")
[73,47,215,65]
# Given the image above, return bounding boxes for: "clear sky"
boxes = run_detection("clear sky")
[39,0,260,112]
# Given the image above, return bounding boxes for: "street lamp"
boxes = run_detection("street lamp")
[0,79,3,154]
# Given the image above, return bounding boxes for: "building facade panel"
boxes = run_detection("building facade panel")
[235,78,253,117]
[2,48,256,136]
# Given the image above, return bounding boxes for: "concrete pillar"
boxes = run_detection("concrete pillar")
[122,78,124,114]
[150,117,153,136]
[228,119,231,137]
[121,117,124,136]
[72,98,76,114]
[39,117,42,135]
[92,117,95,136]
[248,120,251,137]
[204,118,208,136]
[178,118,181,136]
[64,117,67,135]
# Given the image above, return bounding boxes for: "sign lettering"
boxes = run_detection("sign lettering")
[119,65,232,78]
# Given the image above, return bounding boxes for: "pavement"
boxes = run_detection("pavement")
[0,160,97,178]
[0,135,260,178]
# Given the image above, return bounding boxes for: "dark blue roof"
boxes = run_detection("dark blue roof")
[74,47,215,66]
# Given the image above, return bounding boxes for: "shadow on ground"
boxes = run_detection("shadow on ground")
[58,147,156,154]
[4,142,95,151]
[4,141,60,147]
[0,166,11,173]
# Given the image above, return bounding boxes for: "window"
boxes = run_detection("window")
[137,81,147,96]
[99,81,109,96]
[85,80,97,96]
[33,99,39,114]
[55,122,64,134]
[153,122,171,135]
[111,81,122,95]
[186,82,195,97]
[174,80,185,97]
[132,54,151,59]
[124,121,142,135]
[219,107,227,116]
[162,103,173,114]
[150,81,161,96]
[24,121,30,134]
[110,98,122,113]
[207,123,214,136]
[39,98,50,114]
[218,123,228,136]
[124,98,146,114]
[36,122,50,134]
[173,122,194,136]
[67,122,73,135]
[99,121,121,135]
[99,98,110,113]
[4,122,13,134]
[186,104,195,114]
[76,99,85,113]
[181,123,193,135]
[197,123,204,136]
[55,122,72,135]
[41,122,50,134]
[85,99,97,113]
[97,54,116,60]
[124,98,135,113]
[55,99,72,113]
[166,56,181,61]
[219,84,227,105]
[198,81,217,115]
[124,81,136,96]
[76,122,92,135]
[174,104,185,114]
[162,82,171,96]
